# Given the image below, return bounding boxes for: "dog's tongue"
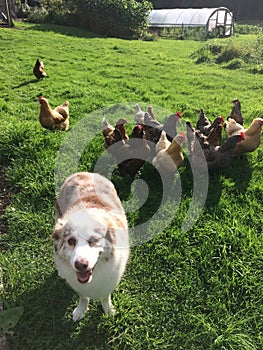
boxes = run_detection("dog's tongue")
[77,270,92,284]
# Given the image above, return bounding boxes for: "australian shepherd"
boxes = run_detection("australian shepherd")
[52,172,129,321]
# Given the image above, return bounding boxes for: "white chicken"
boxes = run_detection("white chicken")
[152,132,186,178]
[134,103,145,124]
[225,118,245,137]
[155,130,171,154]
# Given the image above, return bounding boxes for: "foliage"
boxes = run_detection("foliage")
[0,307,24,336]
[158,26,207,41]
[72,0,152,39]
[191,34,263,69]
[0,22,263,349]
[21,0,152,39]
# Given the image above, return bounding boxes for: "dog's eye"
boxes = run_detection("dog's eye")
[88,236,99,247]
[68,237,76,246]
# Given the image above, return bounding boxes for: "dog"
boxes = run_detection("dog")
[52,172,129,321]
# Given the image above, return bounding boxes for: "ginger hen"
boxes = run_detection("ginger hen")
[152,132,186,178]
[227,118,263,155]
[39,96,69,131]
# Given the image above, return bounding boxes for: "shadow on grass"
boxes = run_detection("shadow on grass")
[12,78,42,89]
[204,155,253,208]
[28,23,100,39]
[12,272,111,350]
[222,155,253,192]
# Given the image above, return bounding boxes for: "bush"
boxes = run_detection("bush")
[22,0,152,39]
[73,0,152,39]
[215,44,245,63]
[223,58,243,70]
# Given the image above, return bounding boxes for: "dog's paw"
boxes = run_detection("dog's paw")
[72,306,87,322]
[101,296,115,316]
[72,297,89,322]
[107,305,116,316]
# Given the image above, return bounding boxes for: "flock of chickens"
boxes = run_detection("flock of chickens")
[33,59,70,131]
[33,59,263,178]
[102,100,263,178]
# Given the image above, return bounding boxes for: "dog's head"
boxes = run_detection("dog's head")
[52,208,119,284]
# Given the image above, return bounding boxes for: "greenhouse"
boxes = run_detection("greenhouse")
[148,7,234,39]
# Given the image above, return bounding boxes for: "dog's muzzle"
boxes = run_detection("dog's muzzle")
[75,260,93,283]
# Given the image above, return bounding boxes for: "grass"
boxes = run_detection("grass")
[0,21,263,349]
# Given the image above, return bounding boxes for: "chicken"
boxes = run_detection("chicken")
[118,124,151,177]
[152,132,186,178]
[186,121,196,154]
[206,122,223,147]
[155,130,171,154]
[134,103,145,124]
[163,111,182,142]
[102,117,128,149]
[196,109,211,135]
[147,106,155,120]
[225,118,244,137]
[229,118,263,155]
[39,96,69,131]
[143,112,163,144]
[196,109,224,137]
[229,99,244,125]
[206,133,245,172]
[187,117,223,155]
[33,59,46,79]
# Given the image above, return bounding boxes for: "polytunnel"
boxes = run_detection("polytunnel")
[149,7,234,38]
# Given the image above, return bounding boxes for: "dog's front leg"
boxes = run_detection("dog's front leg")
[100,295,115,315]
[73,296,90,321]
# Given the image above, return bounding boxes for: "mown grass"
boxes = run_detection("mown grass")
[0,22,263,349]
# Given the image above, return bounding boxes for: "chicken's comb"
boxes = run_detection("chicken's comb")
[220,116,224,122]
[176,111,182,118]
[179,131,186,138]
[240,131,245,139]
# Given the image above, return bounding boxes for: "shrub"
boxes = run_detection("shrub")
[223,58,243,70]
[215,44,245,63]
[73,0,152,39]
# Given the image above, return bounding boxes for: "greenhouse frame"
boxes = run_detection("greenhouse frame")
[148,7,234,38]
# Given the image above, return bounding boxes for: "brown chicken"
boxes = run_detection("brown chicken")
[187,117,223,155]
[102,117,128,149]
[33,59,46,79]
[206,122,223,147]
[152,132,186,178]
[143,112,163,144]
[226,117,263,155]
[229,99,244,125]
[118,124,151,177]
[196,109,211,135]
[39,96,69,131]
[196,109,224,137]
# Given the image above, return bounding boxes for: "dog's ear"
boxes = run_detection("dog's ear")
[105,227,116,245]
[51,218,66,240]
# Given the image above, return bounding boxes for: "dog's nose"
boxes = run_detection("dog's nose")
[75,260,89,272]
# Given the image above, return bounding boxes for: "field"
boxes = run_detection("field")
[0,22,263,349]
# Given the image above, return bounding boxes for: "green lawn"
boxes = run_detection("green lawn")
[0,22,263,350]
